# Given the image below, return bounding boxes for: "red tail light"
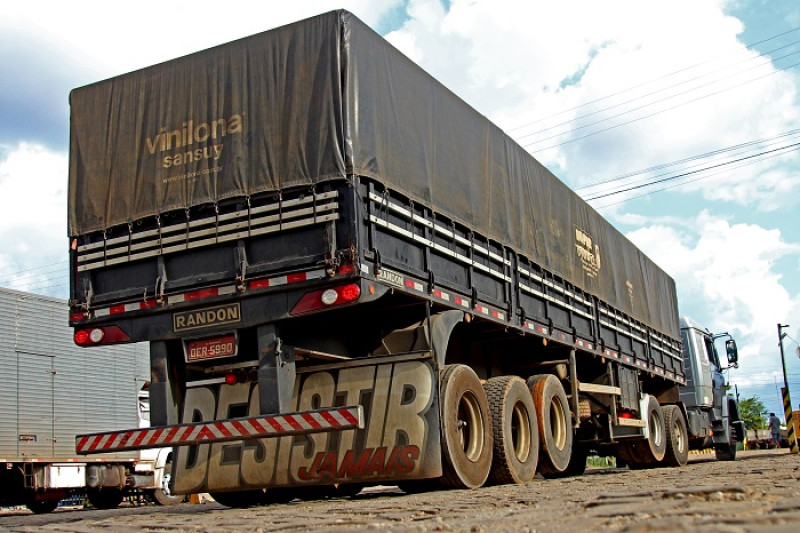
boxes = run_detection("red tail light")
[74,326,131,346]
[291,283,362,314]
[224,370,257,385]
[74,329,92,346]
[339,284,361,302]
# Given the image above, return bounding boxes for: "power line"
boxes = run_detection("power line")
[506,26,800,137]
[0,259,70,297]
[1,280,70,296]
[591,146,799,209]
[0,265,68,284]
[514,39,800,143]
[577,128,800,194]
[525,58,800,153]
[584,141,800,201]
[0,259,67,277]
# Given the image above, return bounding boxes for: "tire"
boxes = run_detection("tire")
[544,443,588,478]
[484,376,539,485]
[152,460,186,505]
[615,441,635,468]
[632,395,667,464]
[662,405,689,467]
[26,498,59,514]
[210,490,269,508]
[528,374,573,475]
[438,364,493,489]
[87,488,124,510]
[715,443,737,461]
[153,488,186,505]
[617,441,656,470]
[715,426,738,461]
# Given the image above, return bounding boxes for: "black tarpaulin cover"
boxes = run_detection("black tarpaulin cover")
[68,10,679,336]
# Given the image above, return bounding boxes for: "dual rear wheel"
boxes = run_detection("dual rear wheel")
[618,397,692,469]
[438,366,577,488]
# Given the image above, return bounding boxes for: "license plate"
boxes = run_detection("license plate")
[186,335,237,362]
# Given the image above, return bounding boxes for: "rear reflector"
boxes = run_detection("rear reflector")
[74,326,131,346]
[320,289,339,306]
[291,283,361,314]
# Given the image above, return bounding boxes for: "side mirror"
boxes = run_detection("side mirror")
[726,339,739,368]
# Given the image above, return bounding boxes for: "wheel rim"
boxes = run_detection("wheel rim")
[673,418,685,453]
[162,473,174,497]
[649,410,663,447]
[549,398,567,450]
[511,400,531,463]
[457,391,485,462]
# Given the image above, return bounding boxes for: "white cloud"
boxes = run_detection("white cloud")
[3,1,404,77]
[383,0,800,210]
[626,210,800,389]
[0,143,69,296]
[2,0,799,405]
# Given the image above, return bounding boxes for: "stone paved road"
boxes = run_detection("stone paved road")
[1,449,798,533]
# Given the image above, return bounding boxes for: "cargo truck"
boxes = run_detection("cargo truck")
[678,317,744,461]
[0,288,180,513]
[68,10,742,505]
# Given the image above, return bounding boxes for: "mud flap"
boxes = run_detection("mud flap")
[173,357,442,493]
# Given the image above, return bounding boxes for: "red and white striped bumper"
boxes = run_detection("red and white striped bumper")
[76,406,364,455]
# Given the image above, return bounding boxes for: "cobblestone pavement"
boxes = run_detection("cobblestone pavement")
[1,449,798,533]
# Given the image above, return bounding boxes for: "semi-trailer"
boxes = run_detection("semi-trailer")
[68,10,743,505]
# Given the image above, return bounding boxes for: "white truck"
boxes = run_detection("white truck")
[67,10,743,505]
[0,288,180,513]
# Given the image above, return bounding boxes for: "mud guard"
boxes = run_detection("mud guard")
[372,310,463,367]
[172,356,443,493]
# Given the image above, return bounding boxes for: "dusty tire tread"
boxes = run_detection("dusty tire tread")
[484,376,538,485]
[663,405,689,467]
[528,374,573,475]
[439,365,493,489]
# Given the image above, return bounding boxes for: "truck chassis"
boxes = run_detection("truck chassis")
[72,178,689,497]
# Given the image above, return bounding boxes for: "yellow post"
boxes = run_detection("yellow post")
[782,387,798,454]
[778,325,798,454]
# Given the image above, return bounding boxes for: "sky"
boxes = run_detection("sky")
[2,0,799,422]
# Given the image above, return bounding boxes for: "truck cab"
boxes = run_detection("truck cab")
[679,317,744,459]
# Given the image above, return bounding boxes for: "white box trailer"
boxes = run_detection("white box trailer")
[0,288,180,512]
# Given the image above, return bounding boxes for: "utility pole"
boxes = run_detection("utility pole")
[778,324,798,453]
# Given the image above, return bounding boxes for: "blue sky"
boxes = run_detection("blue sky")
[2,0,799,421]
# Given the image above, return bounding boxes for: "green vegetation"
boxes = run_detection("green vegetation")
[738,396,767,429]
[587,456,617,468]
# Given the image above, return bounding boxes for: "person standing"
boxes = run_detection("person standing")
[768,412,782,447]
